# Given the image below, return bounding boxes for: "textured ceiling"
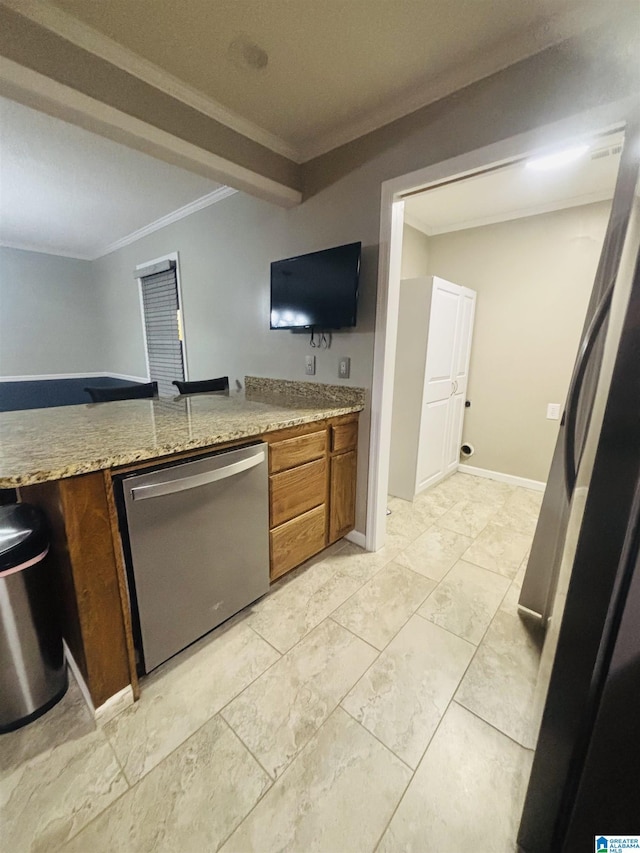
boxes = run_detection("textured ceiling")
[0,96,224,259]
[49,0,618,155]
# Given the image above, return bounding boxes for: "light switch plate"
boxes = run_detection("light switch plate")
[546,402,561,420]
[338,357,351,379]
[305,355,316,376]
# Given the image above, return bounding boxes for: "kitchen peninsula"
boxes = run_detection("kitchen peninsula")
[0,377,364,712]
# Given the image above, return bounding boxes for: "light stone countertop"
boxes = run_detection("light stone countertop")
[0,378,365,488]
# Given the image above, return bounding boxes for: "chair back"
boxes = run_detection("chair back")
[85,382,158,403]
[172,377,229,394]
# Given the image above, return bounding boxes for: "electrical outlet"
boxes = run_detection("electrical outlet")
[546,403,561,420]
[305,355,316,376]
[338,357,351,379]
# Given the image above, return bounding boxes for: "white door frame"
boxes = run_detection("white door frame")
[365,98,636,552]
[135,250,190,382]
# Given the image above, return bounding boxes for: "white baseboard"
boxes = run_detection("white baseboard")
[0,371,148,383]
[63,640,94,714]
[345,529,366,549]
[94,685,135,726]
[1,371,106,382]
[105,373,149,383]
[458,464,546,492]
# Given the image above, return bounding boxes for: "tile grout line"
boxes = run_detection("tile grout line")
[339,703,416,775]
[370,681,459,852]
[369,540,516,853]
[220,490,538,852]
[327,616,384,655]
[65,709,281,853]
[94,621,289,803]
[30,476,540,851]
[217,708,278,783]
[217,619,381,784]
[450,699,537,752]
[237,479,537,850]
[214,704,371,851]
[59,718,136,848]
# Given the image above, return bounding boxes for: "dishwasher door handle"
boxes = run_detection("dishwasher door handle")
[131,447,266,501]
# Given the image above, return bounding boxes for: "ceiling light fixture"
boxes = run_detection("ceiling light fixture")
[525,144,590,171]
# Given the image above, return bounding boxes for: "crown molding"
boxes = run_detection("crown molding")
[97,186,237,258]
[3,0,304,163]
[402,213,432,237]
[297,13,601,162]
[1,185,237,262]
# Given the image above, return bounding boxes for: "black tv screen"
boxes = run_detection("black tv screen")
[270,242,361,330]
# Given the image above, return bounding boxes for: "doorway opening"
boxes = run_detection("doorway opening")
[366,104,632,554]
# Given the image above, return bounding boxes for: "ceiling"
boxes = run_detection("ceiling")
[404,133,624,236]
[0,96,231,259]
[6,0,625,162]
[0,2,634,258]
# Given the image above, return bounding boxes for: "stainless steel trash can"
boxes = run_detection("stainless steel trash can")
[0,503,68,733]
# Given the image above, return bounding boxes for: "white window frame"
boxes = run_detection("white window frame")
[135,251,190,383]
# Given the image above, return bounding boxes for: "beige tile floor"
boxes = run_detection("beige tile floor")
[1,472,544,853]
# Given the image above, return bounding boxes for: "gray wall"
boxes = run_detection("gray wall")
[0,246,105,376]
[94,39,637,533]
[400,224,430,279]
[93,184,378,532]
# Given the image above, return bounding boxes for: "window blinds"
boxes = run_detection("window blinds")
[139,265,185,397]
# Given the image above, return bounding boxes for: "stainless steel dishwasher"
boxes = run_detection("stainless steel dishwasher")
[116,442,269,673]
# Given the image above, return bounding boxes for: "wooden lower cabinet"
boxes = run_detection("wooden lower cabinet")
[270,504,326,581]
[18,412,359,705]
[267,413,359,580]
[329,449,357,543]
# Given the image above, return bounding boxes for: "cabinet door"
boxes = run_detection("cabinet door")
[329,450,357,543]
[417,278,461,491]
[445,287,476,474]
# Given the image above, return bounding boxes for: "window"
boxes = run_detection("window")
[136,255,186,396]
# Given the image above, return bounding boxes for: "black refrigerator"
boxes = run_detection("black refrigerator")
[517,123,640,851]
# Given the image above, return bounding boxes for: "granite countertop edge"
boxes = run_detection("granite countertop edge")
[1,399,364,489]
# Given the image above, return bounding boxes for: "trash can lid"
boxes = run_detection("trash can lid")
[0,504,49,573]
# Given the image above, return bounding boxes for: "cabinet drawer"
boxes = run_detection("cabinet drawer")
[270,505,326,581]
[331,420,358,454]
[269,429,327,474]
[270,458,326,527]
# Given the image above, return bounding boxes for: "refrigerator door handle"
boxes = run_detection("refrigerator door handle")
[563,278,615,497]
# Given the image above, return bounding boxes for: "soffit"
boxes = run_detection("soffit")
[38,0,619,160]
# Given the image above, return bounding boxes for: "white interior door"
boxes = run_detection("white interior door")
[416,278,461,491]
[445,286,476,473]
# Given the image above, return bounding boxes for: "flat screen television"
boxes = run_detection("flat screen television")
[270,241,361,330]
